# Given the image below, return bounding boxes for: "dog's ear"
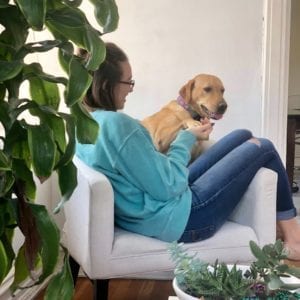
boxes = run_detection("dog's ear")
[179,79,195,103]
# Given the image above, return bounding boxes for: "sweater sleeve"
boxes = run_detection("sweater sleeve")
[112,118,196,201]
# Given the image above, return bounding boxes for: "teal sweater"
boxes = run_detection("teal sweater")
[76,110,196,242]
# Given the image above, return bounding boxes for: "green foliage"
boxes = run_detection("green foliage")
[0,0,119,298]
[169,240,300,299]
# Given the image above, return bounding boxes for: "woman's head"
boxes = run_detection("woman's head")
[83,42,134,111]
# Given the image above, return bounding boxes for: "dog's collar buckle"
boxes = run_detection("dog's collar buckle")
[176,95,201,121]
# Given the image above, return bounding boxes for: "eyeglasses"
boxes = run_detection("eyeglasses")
[119,79,135,88]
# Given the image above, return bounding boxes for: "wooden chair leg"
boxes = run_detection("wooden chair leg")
[69,255,80,287]
[93,279,109,300]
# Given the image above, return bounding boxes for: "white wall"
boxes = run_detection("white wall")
[289,0,300,165]
[3,0,268,226]
[289,0,300,111]
[82,0,264,141]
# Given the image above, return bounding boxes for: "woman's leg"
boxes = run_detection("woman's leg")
[179,136,297,245]
[256,139,300,260]
[188,129,253,183]
[258,138,295,216]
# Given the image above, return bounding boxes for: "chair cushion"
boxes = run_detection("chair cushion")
[93,221,257,279]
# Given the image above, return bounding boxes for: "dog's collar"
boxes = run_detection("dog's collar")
[176,95,202,121]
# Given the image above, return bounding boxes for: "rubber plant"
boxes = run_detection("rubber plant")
[0,0,118,298]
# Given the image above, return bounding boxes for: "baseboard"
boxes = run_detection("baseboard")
[0,253,64,300]
[0,271,52,300]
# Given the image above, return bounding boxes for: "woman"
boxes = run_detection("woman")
[76,43,300,259]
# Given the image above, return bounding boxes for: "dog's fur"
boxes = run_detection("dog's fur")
[142,74,227,160]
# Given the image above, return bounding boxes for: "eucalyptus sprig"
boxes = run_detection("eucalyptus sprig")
[169,240,300,299]
[249,240,300,293]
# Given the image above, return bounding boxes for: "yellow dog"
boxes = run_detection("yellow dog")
[142,74,227,160]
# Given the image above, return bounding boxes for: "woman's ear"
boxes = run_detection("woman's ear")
[179,79,195,103]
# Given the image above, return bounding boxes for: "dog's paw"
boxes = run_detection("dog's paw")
[184,119,201,129]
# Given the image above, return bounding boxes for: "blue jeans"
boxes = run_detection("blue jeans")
[178,129,296,243]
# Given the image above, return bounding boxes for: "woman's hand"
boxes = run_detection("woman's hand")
[186,118,214,141]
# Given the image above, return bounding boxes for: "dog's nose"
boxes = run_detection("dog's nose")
[218,101,227,114]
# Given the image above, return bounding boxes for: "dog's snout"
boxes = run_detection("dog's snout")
[218,101,227,114]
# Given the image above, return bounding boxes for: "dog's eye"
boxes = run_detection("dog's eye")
[204,87,212,93]
[221,88,225,93]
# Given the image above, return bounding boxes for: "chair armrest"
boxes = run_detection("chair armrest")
[62,156,115,273]
[229,167,277,246]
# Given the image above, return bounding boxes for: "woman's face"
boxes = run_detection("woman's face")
[114,60,133,110]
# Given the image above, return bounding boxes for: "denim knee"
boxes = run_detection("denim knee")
[257,137,275,151]
[229,129,253,140]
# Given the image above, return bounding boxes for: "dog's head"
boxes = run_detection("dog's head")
[179,74,227,120]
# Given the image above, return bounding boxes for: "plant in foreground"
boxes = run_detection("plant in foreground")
[169,240,300,299]
[0,0,118,299]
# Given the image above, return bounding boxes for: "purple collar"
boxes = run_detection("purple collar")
[177,95,190,110]
[176,95,201,121]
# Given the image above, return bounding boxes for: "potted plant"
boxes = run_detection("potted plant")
[0,0,118,299]
[169,240,300,299]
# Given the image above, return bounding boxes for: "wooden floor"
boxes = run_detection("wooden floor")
[35,278,175,300]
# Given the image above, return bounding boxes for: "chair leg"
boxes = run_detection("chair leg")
[93,279,109,300]
[69,255,80,287]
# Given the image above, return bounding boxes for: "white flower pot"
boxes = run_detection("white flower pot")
[172,278,199,300]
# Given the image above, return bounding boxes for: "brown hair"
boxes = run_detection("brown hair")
[81,43,128,111]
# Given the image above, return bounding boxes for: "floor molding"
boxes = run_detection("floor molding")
[0,252,64,300]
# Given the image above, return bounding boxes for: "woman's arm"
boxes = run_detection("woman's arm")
[114,125,196,200]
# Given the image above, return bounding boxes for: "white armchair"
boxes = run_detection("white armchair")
[62,155,277,300]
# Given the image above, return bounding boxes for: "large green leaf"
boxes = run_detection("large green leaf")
[0,240,8,284]
[42,114,67,154]
[44,251,74,300]
[54,113,75,168]
[15,0,46,31]
[0,82,5,100]
[0,165,15,205]
[12,159,36,200]
[0,150,11,171]
[0,171,14,197]
[82,25,106,71]
[31,79,60,110]
[0,232,15,280]
[23,63,67,111]
[89,0,119,33]
[29,77,60,110]
[46,6,106,71]
[54,161,77,213]
[0,200,16,272]
[0,201,15,284]
[0,100,11,130]
[71,102,99,144]
[57,41,74,74]
[0,60,23,82]
[0,5,29,50]
[28,203,60,283]
[27,124,56,179]
[65,56,92,106]
[10,246,31,292]
[5,122,30,164]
